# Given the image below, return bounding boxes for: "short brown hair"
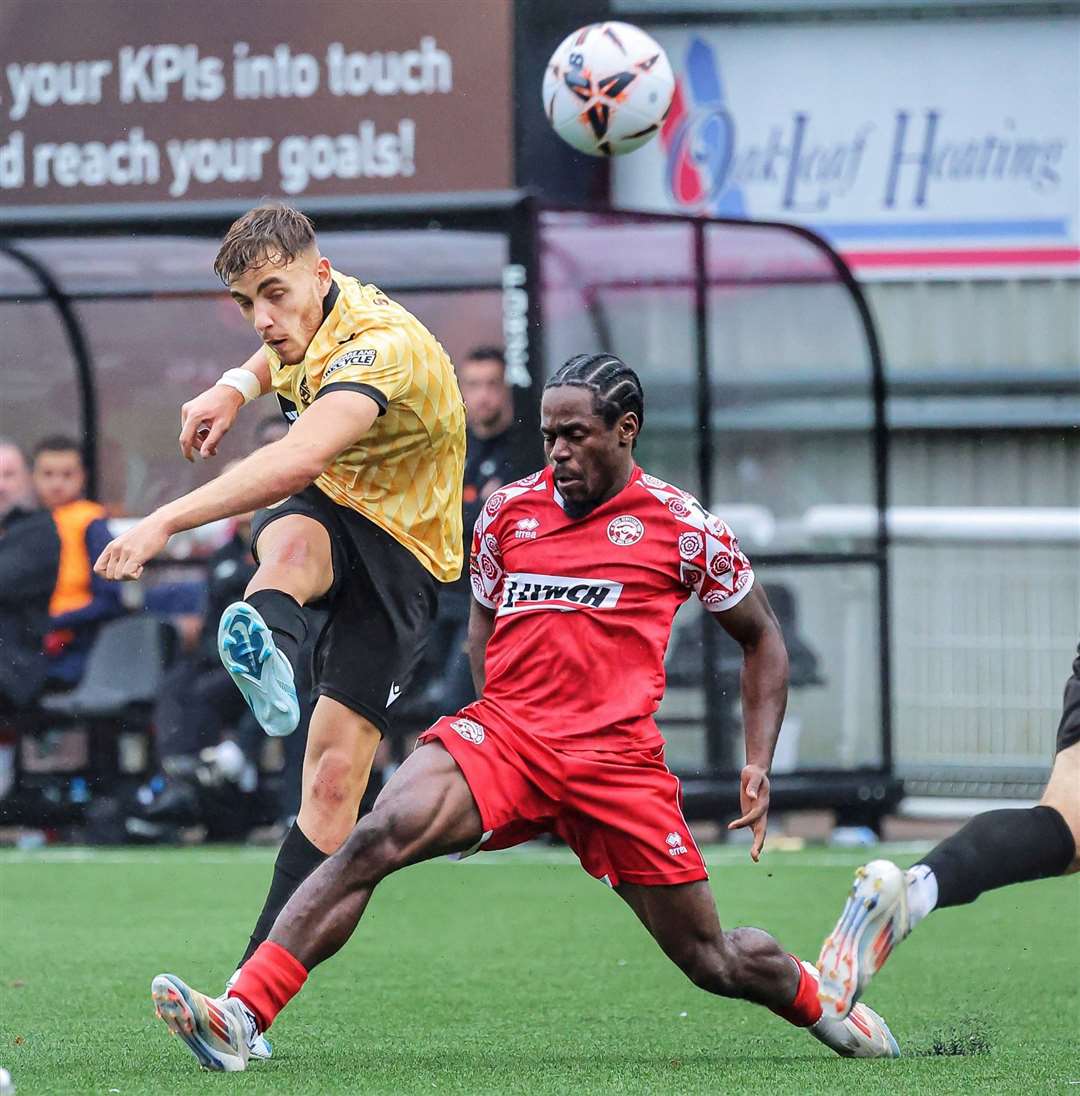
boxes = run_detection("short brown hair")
[33,435,83,461]
[214,203,317,285]
[464,345,506,370]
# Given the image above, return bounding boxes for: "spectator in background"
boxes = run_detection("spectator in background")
[136,498,262,832]
[0,439,61,712]
[32,436,124,688]
[418,347,531,715]
[140,448,318,840]
[458,346,525,536]
[152,506,259,772]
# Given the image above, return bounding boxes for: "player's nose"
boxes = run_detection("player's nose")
[253,304,275,334]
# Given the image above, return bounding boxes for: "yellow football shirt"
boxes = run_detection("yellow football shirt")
[264,271,465,583]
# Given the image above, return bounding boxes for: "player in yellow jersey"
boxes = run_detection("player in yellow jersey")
[96,205,465,1059]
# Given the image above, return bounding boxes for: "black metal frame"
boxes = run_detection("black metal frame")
[0,188,899,820]
[529,199,894,799]
[0,240,100,496]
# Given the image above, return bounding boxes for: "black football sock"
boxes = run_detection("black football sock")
[916,805,1075,909]
[245,588,308,671]
[239,822,327,966]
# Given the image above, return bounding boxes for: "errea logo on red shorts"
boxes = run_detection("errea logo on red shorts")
[498,572,623,616]
[665,832,688,856]
[451,718,485,744]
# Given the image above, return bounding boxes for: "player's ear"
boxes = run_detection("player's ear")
[617,411,639,447]
[315,254,333,294]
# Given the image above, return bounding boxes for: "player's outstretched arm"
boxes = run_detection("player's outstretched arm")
[467,600,496,696]
[714,584,790,860]
[179,348,272,462]
[95,390,380,581]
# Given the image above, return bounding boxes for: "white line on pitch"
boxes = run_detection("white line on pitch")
[0,842,934,867]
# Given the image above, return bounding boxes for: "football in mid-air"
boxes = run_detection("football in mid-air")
[542,22,675,157]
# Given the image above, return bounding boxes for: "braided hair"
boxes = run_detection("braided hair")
[544,353,645,443]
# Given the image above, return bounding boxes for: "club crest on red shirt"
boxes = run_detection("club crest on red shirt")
[451,718,485,744]
[607,515,644,546]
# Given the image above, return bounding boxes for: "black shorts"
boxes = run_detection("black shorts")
[251,485,439,734]
[1056,642,1080,755]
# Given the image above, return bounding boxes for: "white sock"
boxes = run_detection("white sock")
[904,863,938,929]
[228,995,261,1043]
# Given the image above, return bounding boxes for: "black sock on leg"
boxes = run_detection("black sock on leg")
[245,589,308,670]
[239,822,328,966]
[917,805,1075,909]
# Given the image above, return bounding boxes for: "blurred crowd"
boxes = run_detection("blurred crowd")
[0,346,531,846]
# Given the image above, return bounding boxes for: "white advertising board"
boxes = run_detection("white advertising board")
[612,18,1080,280]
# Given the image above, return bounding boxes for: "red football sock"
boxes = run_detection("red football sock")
[769,955,823,1027]
[227,940,308,1031]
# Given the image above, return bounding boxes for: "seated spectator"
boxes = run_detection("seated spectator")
[152,511,258,767]
[0,439,61,713]
[32,436,124,688]
[416,347,532,716]
[139,456,319,839]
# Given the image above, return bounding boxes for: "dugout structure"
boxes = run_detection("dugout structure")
[0,193,899,825]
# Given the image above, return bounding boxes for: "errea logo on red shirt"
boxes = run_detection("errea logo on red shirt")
[498,572,624,616]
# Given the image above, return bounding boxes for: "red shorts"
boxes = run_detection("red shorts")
[417,703,708,888]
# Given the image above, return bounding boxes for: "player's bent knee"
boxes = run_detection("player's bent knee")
[306,747,364,804]
[301,749,368,848]
[256,517,330,568]
[1040,746,1080,872]
[251,523,333,600]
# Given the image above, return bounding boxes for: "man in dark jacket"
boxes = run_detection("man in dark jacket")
[0,439,61,711]
[458,346,528,539]
[151,516,259,763]
[418,347,532,715]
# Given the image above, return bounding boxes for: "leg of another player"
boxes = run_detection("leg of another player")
[907,744,1078,915]
[909,647,1080,910]
[818,652,1080,1018]
[238,696,382,966]
[227,741,483,1031]
[616,880,898,1056]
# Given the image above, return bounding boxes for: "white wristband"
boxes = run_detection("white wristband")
[217,368,263,405]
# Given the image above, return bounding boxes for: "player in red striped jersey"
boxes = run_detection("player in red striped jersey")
[152,354,900,1070]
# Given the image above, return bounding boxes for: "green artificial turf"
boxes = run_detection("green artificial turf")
[1,844,1077,1094]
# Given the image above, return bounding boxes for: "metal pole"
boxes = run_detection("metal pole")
[0,241,99,499]
[694,222,726,774]
[505,195,546,466]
